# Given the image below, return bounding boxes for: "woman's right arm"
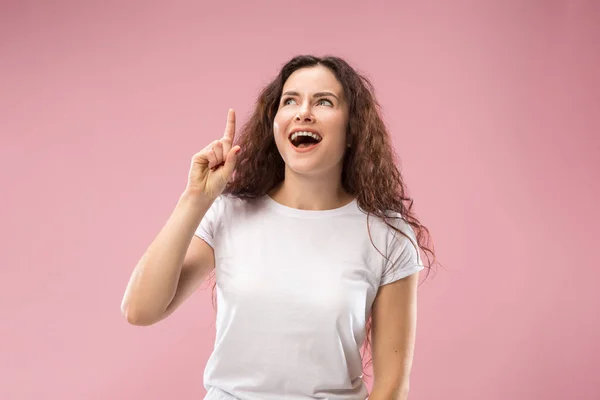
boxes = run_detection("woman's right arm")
[120,190,215,326]
[121,109,241,326]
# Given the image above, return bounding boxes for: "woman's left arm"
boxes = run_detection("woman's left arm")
[369,272,420,400]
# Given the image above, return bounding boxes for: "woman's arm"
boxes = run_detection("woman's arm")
[369,272,420,400]
[120,190,215,326]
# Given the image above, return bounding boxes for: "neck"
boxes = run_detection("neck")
[269,167,353,211]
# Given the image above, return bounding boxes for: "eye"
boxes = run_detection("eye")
[282,97,297,106]
[317,98,333,106]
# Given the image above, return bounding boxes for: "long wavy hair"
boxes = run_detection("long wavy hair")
[210,54,438,375]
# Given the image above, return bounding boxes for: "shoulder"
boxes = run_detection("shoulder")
[364,209,415,236]
[365,210,420,256]
[211,193,268,220]
[212,193,249,209]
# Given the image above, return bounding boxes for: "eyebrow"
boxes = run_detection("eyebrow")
[282,91,340,101]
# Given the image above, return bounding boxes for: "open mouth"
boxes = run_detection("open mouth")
[289,131,322,148]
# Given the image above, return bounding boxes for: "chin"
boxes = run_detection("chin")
[286,158,342,178]
[285,161,322,176]
[277,141,345,177]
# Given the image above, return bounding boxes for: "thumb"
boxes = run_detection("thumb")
[221,145,241,181]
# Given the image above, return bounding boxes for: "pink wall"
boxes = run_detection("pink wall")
[1,1,598,399]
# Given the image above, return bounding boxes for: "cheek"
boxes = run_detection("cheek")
[273,112,290,137]
[326,116,349,148]
[273,117,290,151]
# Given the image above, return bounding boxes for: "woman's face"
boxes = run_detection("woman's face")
[273,65,349,178]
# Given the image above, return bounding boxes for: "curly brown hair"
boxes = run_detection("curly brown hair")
[212,54,438,374]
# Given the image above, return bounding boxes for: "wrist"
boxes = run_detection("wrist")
[178,188,214,215]
[180,187,213,204]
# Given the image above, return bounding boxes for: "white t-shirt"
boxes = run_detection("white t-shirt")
[195,194,424,400]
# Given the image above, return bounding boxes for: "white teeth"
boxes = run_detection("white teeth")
[290,131,322,142]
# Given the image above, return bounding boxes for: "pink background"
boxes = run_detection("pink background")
[1,1,599,399]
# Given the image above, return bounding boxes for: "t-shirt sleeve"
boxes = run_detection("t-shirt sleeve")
[380,216,425,286]
[194,195,225,249]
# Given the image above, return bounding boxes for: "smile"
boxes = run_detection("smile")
[288,130,322,149]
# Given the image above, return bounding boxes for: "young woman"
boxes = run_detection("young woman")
[121,55,437,400]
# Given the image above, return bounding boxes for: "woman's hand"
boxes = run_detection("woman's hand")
[186,109,241,200]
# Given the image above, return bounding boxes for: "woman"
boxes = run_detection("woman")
[121,55,437,400]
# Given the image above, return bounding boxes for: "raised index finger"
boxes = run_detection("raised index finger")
[223,109,236,141]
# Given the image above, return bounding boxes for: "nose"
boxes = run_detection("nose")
[294,104,314,123]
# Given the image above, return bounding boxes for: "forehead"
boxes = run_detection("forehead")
[282,65,343,96]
